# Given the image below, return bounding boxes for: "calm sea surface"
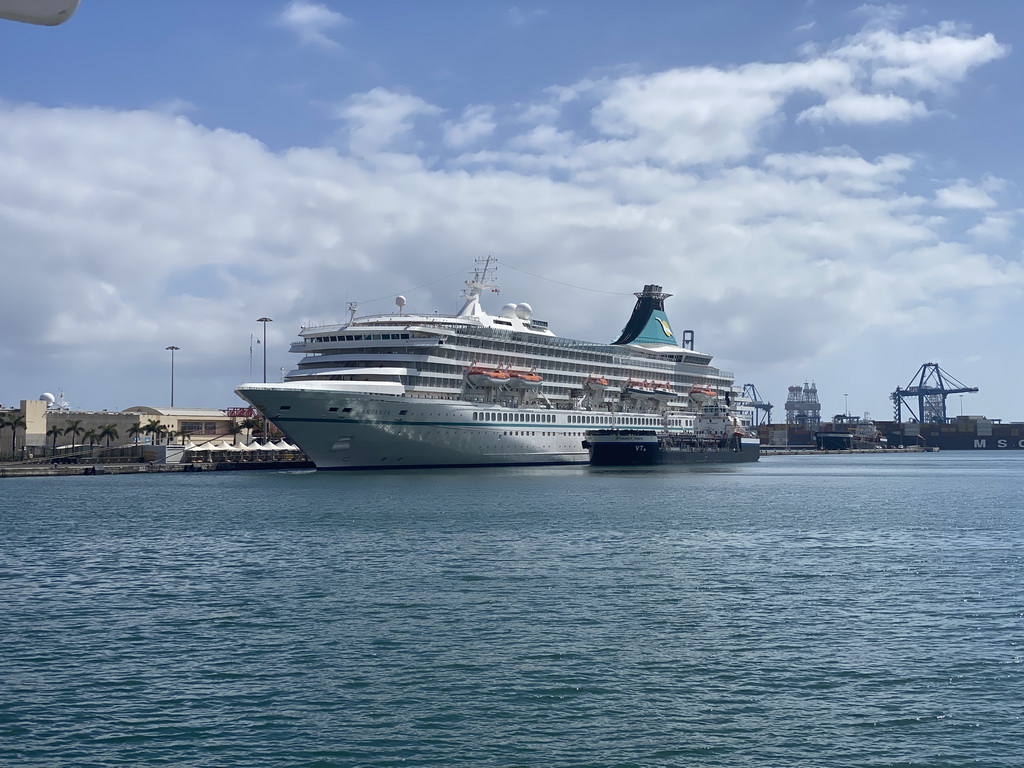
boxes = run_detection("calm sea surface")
[2,452,1022,767]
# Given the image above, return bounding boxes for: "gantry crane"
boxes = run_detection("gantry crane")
[891,363,978,423]
[741,383,773,426]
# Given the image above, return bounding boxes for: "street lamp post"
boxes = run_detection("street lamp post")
[844,393,849,417]
[166,346,180,407]
[257,317,272,383]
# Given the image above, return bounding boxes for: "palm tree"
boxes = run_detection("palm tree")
[99,424,119,447]
[226,421,244,445]
[142,419,163,445]
[64,419,84,448]
[127,423,143,444]
[178,428,192,445]
[83,429,100,453]
[47,424,64,455]
[7,413,26,458]
[147,422,169,445]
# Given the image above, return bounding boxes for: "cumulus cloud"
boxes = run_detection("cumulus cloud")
[762,151,914,193]
[443,105,497,149]
[0,15,1020,417]
[968,212,1017,241]
[831,22,1008,92]
[797,92,928,124]
[277,0,349,49]
[934,179,998,209]
[334,88,442,155]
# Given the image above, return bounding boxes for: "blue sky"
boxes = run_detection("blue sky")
[1,1,1023,422]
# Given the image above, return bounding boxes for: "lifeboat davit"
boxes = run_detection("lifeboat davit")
[626,380,675,401]
[584,375,610,392]
[651,382,675,401]
[466,366,511,387]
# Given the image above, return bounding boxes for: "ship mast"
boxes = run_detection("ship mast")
[457,256,500,317]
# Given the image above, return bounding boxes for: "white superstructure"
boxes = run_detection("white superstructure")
[235,258,751,469]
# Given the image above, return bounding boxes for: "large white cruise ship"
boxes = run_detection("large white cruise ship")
[235,259,754,469]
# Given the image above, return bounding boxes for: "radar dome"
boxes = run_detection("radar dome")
[515,303,533,321]
[395,295,406,308]
[501,303,518,319]
[40,392,55,405]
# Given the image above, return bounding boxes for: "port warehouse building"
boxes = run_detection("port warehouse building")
[0,399,247,458]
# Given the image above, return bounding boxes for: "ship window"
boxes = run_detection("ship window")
[279,405,291,410]
[399,410,408,415]
[473,413,478,421]
[328,407,339,412]
[342,407,353,413]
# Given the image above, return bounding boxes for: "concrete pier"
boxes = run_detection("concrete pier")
[0,460,314,478]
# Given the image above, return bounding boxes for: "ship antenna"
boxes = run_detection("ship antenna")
[461,255,500,299]
[347,301,358,322]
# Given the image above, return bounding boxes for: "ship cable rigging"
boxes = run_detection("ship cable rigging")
[494,258,634,296]
[343,257,634,319]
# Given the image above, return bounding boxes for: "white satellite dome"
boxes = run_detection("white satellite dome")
[395,295,407,308]
[500,303,518,318]
[40,392,55,405]
[515,303,533,321]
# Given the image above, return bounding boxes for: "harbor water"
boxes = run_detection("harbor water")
[2,452,1022,767]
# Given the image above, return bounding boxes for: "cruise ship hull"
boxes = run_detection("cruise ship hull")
[236,383,593,470]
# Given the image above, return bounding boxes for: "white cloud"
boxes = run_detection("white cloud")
[934,179,997,209]
[832,23,1008,92]
[0,16,1019,418]
[334,88,442,156]
[797,92,928,124]
[763,151,914,193]
[968,212,1017,241]
[443,105,497,149]
[277,0,349,49]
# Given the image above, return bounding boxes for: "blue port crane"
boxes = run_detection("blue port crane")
[891,363,978,423]
[741,383,773,425]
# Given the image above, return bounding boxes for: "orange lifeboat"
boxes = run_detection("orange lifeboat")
[466,366,511,387]
[584,375,610,391]
[689,387,717,404]
[507,369,543,389]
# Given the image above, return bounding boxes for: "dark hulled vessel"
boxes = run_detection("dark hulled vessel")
[584,428,760,465]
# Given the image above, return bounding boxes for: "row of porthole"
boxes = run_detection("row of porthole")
[472,411,556,423]
[472,411,694,429]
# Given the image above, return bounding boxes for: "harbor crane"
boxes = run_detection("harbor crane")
[741,383,773,426]
[891,363,978,423]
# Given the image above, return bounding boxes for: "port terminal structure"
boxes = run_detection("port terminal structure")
[784,382,821,431]
[890,363,979,423]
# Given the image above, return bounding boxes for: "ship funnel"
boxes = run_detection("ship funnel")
[612,284,678,345]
